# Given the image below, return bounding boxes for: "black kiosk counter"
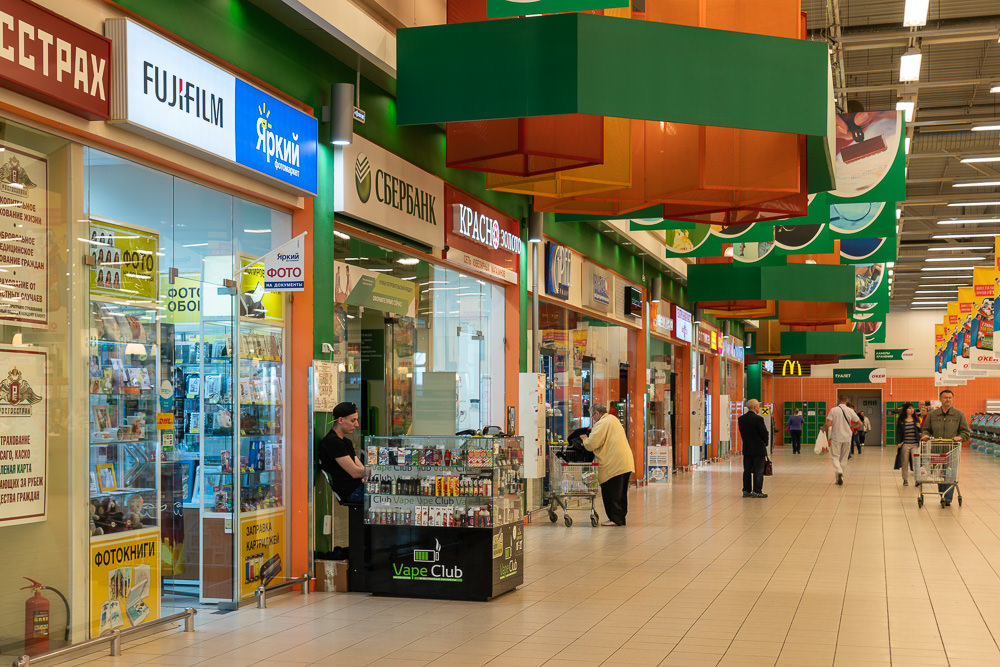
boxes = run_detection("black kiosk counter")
[359,436,524,601]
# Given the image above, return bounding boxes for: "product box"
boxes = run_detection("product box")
[314,559,350,592]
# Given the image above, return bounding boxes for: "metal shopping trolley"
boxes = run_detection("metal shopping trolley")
[546,445,600,527]
[913,438,962,508]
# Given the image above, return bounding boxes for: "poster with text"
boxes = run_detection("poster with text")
[334,261,416,317]
[240,255,284,322]
[0,347,46,525]
[89,220,159,302]
[90,528,160,637]
[0,143,47,327]
[239,508,285,599]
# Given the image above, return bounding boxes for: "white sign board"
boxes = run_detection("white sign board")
[263,233,305,291]
[313,359,338,412]
[335,134,444,249]
[0,144,47,327]
[0,347,47,526]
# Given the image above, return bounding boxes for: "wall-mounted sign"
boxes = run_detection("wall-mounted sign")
[335,134,444,249]
[582,264,611,312]
[544,242,571,300]
[873,348,914,362]
[722,337,745,363]
[781,359,803,376]
[261,233,305,292]
[652,301,673,338]
[89,220,159,302]
[672,305,692,344]
[833,367,887,384]
[444,186,520,284]
[334,260,416,317]
[105,19,317,195]
[762,360,774,374]
[0,346,46,526]
[0,142,47,327]
[90,528,160,636]
[623,285,642,318]
[0,0,111,119]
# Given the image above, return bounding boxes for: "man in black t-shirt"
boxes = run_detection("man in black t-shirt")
[317,402,365,504]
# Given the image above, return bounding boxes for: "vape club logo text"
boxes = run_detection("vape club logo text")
[392,539,463,582]
[142,61,224,127]
[453,203,520,255]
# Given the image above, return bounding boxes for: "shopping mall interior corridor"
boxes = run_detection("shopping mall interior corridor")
[65,447,1000,666]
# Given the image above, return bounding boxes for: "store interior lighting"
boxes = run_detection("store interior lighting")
[921,266,976,271]
[328,82,354,146]
[899,48,922,82]
[937,218,1000,225]
[333,230,350,240]
[926,256,986,262]
[947,201,1000,206]
[896,100,915,122]
[528,212,544,244]
[905,137,911,154]
[933,232,1000,238]
[971,124,1000,131]
[953,180,1000,187]
[928,245,991,251]
[903,0,929,26]
[960,155,1000,164]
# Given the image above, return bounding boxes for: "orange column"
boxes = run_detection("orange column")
[630,325,646,479]
[675,344,691,468]
[708,354,720,459]
[289,200,314,589]
[504,281,520,431]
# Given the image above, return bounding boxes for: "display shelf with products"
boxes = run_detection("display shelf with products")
[88,301,160,537]
[360,435,525,601]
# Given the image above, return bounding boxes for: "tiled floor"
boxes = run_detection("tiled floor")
[67,445,1000,666]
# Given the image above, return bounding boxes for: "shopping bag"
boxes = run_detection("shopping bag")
[763,457,773,476]
[814,430,829,454]
[893,446,902,470]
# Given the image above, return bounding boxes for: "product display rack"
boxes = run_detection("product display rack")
[360,435,525,601]
[782,401,827,446]
[88,300,160,537]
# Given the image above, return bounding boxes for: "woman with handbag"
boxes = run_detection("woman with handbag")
[895,403,920,486]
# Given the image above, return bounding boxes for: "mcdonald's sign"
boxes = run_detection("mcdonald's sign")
[782,359,803,376]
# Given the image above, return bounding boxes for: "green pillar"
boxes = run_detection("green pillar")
[746,362,762,402]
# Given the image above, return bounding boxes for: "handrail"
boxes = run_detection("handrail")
[12,607,196,667]
[256,572,311,609]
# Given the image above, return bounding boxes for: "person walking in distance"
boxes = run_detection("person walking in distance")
[822,396,860,485]
[584,403,635,526]
[786,408,804,454]
[920,389,970,506]
[895,403,920,487]
[739,399,770,498]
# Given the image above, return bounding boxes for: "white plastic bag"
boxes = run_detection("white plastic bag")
[814,430,829,454]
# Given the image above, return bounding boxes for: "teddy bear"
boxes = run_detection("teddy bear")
[89,499,104,536]
[124,493,144,530]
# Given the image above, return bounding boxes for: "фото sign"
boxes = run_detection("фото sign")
[105,19,317,195]
[336,134,444,249]
[544,242,571,300]
[444,186,520,284]
[0,0,110,119]
[833,367,887,384]
[262,233,305,291]
[672,305,692,343]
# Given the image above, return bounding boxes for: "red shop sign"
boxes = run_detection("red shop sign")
[444,185,522,284]
[0,0,110,119]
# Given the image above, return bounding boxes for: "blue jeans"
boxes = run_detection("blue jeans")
[343,484,365,505]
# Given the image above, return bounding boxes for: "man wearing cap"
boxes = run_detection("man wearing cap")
[317,402,365,504]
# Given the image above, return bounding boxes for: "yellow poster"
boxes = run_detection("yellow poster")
[240,256,283,323]
[159,274,201,324]
[90,528,160,637]
[89,220,159,302]
[238,508,285,599]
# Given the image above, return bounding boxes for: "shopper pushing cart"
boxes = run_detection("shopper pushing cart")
[546,439,600,527]
[919,389,970,507]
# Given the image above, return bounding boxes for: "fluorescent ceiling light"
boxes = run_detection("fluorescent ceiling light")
[181,243,208,248]
[913,306,947,310]
[896,101,915,123]
[369,268,393,272]
[937,219,1000,225]
[887,262,895,268]
[333,230,350,240]
[961,156,1000,164]
[928,246,991,251]
[916,289,958,293]
[926,256,986,262]
[905,137,911,154]
[972,125,1000,132]
[896,207,902,219]
[933,232,1000,238]
[912,301,949,305]
[242,228,270,234]
[899,49,922,82]
[991,83,1000,94]
[954,180,1000,187]
[903,0,929,26]
[396,258,420,265]
[921,266,976,271]
[947,201,1000,207]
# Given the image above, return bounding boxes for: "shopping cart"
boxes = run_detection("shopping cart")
[546,445,600,527]
[913,438,962,508]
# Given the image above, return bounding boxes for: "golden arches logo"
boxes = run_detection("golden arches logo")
[782,359,802,376]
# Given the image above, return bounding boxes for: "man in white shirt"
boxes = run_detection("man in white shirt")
[822,396,860,486]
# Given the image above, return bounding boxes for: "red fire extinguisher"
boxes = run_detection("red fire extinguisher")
[21,577,50,656]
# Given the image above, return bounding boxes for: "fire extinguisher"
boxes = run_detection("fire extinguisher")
[21,577,49,656]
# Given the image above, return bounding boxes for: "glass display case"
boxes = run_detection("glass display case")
[360,435,525,601]
[88,300,160,536]
[237,320,284,513]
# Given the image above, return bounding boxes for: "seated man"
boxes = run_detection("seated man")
[317,402,364,504]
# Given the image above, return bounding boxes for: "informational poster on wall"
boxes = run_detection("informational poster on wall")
[90,527,160,637]
[89,220,159,302]
[240,255,284,323]
[646,444,671,483]
[239,507,285,599]
[333,261,416,318]
[0,346,47,525]
[159,273,201,324]
[0,143,48,327]
[313,359,338,412]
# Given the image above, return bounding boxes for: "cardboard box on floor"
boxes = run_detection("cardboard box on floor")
[314,560,349,592]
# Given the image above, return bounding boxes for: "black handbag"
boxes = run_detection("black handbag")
[893,446,902,470]
[763,457,773,476]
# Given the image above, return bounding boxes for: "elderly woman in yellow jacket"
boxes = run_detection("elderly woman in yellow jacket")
[584,403,636,526]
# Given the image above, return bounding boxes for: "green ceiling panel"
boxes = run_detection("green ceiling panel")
[687,263,854,303]
[397,13,829,136]
[487,0,628,17]
[781,331,865,357]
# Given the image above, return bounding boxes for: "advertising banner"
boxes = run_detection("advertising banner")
[262,233,305,291]
[832,367,886,384]
[89,220,159,302]
[974,267,998,360]
[853,263,888,322]
[159,274,201,324]
[334,261,416,317]
[662,225,724,258]
[828,111,905,204]
[958,286,994,374]
[0,347,46,526]
[239,508,285,599]
[240,256,284,322]
[0,143,47,327]
[90,528,160,636]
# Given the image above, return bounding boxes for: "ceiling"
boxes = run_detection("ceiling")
[805,0,1000,308]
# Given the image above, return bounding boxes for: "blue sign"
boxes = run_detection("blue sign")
[234,79,318,195]
[545,242,571,300]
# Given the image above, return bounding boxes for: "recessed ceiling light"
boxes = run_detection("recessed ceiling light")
[333,230,350,240]
[928,246,991,251]
[903,0,929,26]
[947,201,1000,207]
[954,180,1000,187]
[991,83,1000,94]
[899,48,923,82]
[937,219,1000,225]
[926,256,986,262]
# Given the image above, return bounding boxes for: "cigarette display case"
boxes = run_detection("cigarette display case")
[360,435,525,601]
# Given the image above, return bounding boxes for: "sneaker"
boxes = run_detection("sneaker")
[742,491,751,497]
[836,473,844,486]
[903,480,908,486]
[750,492,768,498]
[601,521,620,526]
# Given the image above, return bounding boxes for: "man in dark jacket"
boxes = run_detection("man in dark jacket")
[739,399,770,498]
[920,389,970,506]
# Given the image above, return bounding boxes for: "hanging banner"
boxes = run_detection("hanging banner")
[854,321,885,344]
[958,287,991,375]
[487,0,628,16]
[840,236,896,264]
[0,347,47,526]
[969,268,999,371]
[662,226,724,258]
[853,263,889,323]
[261,233,306,291]
[89,220,159,302]
[240,256,284,322]
[333,261,416,317]
[239,508,285,599]
[90,528,161,636]
[0,143,48,327]
[833,367,886,384]
[829,200,896,239]
[828,111,905,204]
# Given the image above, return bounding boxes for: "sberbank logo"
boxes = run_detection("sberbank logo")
[355,154,371,203]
